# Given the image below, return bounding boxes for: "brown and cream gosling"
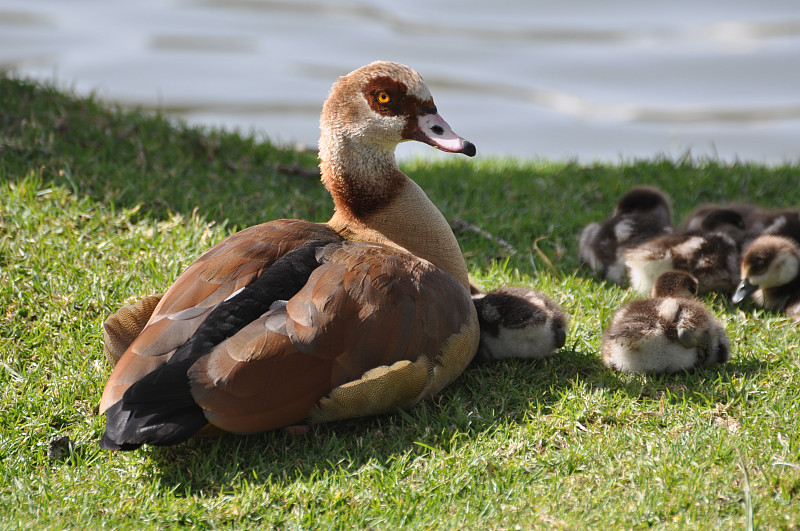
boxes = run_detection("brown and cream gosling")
[579,186,673,285]
[472,287,567,363]
[732,234,800,322]
[745,208,800,247]
[623,227,740,297]
[682,206,749,246]
[601,270,730,374]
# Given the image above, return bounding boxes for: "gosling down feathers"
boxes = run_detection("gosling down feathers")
[613,185,672,225]
[601,270,730,374]
[745,208,800,246]
[98,61,480,450]
[623,228,740,297]
[682,206,749,246]
[732,235,800,322]
[579,186,673,284]
[472,287,567,362]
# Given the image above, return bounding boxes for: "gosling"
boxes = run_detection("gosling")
[623,228,740,296]
[732,234,800,322]
[579,186,672,284]
[472,287,568,362]
[601,270,730,374]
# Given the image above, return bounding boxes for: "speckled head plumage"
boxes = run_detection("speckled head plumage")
[651,270,699,299]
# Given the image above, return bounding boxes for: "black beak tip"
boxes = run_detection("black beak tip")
[462,141,476,157]
[731,279,756,305]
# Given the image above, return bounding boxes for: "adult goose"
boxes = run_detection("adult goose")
[99,61,479,450]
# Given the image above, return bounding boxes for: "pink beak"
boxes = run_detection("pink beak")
[413,113,476,157]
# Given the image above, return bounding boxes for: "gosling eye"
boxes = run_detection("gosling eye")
[750,259,768,275]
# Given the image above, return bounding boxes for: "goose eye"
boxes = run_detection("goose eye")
[377,92,391,104]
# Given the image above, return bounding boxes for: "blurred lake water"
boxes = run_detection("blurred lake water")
[2,0,799,163]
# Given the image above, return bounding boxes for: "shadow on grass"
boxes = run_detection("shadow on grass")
[136,353,590,494]
[601,356,771,409]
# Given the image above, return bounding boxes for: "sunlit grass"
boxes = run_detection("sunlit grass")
[2,74,800,528]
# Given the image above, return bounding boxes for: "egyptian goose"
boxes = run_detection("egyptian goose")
[732,234,800,322]
[623,224,740,296]
[613,186,672,225]
[579,186,672,285]
[98,61,480,450]
[601,270,730,374]
[745,208,800,246]
[471,287,567,362]
[682,206,749,246]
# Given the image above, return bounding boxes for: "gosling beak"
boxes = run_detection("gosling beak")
[732,278,758,304]
[412,112,476,157]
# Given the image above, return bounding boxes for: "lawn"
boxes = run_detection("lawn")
[1,74,799,529]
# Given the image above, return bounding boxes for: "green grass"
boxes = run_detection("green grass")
[2,73,800,529]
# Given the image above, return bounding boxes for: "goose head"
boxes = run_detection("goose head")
[733,235,800,304]
[319,61,474,170]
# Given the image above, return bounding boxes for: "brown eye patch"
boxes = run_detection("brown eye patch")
[363,76,433,118]
[748,248,775,275]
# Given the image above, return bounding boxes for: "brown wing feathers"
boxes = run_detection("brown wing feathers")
[100,221,339,411]
[119,242,469,442]
[100,235,471,449]
[99,225,342,450]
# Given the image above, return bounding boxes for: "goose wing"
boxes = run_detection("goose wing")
[100,240,476,450]
[99,219,342,413]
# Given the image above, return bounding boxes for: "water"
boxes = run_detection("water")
[2,0,799,163]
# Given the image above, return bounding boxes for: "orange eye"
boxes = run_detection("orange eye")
[377,92,391,104]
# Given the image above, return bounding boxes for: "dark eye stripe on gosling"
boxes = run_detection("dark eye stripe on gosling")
[733,234,800,322]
